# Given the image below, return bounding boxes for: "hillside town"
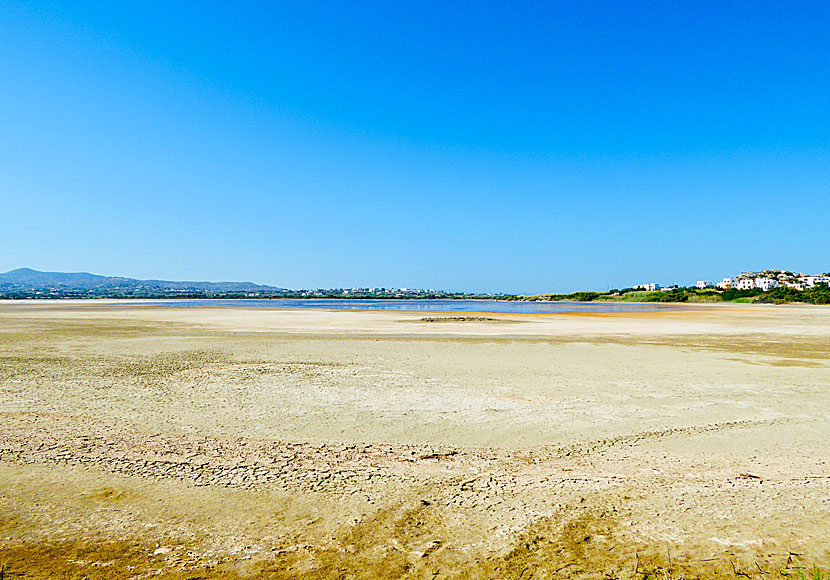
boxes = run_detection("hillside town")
[714,270,830,291]
[717,270,830,292]
[636,270,830,293]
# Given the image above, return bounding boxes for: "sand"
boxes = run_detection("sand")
[1,300,829,578]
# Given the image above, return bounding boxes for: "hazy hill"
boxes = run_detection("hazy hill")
[0,268,282,292]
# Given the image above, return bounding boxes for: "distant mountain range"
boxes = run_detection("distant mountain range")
[0,268,283,292]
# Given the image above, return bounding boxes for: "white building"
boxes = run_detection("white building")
[735,278,756,290]
[635,283,659,291]
[754,277,778,291]
[802,276,830,287]
[717,278,733,289]
[696,280,713,289]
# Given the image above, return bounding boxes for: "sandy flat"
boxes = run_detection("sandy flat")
[1,301,829,578]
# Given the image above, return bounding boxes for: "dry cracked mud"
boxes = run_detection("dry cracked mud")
[1,301,829,579]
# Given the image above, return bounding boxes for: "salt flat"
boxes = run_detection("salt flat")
[1,301,829,578]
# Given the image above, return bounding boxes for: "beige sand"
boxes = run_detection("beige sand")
[1,301,829,578]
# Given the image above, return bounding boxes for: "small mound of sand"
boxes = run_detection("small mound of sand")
[419,316,499,322]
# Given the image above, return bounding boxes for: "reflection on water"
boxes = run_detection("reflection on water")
[128,299,691,314]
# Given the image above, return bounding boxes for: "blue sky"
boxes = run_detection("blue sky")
[1,1,827,293]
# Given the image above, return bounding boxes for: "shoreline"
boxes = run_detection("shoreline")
[0,296,793,309]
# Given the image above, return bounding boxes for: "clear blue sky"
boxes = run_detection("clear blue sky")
[1,1,827,293]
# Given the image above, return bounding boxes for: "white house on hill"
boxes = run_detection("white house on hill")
[754,277,778,291]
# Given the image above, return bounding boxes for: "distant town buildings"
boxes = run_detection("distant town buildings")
[628,270,828,295]
[687,270,829,293]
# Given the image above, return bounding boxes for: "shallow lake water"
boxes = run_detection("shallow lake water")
[130,299,691,314]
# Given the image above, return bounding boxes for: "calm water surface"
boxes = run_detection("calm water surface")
[130,299,690,314]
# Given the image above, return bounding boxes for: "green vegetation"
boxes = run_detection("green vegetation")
[720,287,764,301]
[759,283,830,305]
[793,566,830,580]
[513,284,830,305]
